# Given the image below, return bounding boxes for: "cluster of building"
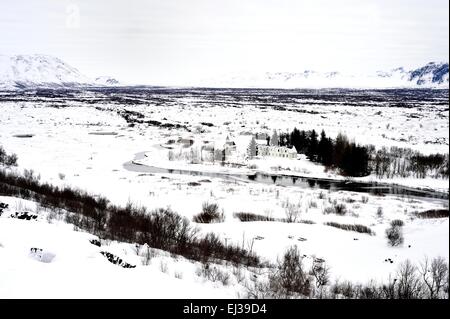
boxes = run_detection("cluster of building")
[173,132,298,163]
[256,143,298,159]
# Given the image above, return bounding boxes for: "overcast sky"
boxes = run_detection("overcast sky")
[1,0,448,85]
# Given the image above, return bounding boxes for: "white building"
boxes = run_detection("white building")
[224,136,237,156]
[257,144,298,159]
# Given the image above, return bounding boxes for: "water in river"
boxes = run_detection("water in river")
[124,152,449,204]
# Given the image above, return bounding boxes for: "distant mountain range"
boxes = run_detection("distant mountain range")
[205,62,449,89]
[0,54,119,89]
[0,54,448,89]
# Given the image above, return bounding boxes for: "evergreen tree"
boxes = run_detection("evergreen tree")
[307,129,318,161]
[271,130,279,146]
[247,136,257,158]
[298,130,308,153]
[290,128,301,152]
[333,133,348,168]
[318,130,327,163]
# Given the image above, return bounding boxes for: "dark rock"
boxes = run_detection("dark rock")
[187,182,201,186]
[10,212,38,221]
[89,239,101,247]
[100,251,136,268]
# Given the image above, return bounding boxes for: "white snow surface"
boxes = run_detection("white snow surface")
[0,197,241,298]
[0,87,448,298]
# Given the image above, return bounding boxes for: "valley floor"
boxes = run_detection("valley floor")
[0,89,448,297]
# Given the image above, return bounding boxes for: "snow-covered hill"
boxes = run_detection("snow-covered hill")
[204,62,449,89]
[0,54,119,89]
[0,195,236,298]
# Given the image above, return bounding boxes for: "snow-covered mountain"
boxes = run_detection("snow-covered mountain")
[203,62,449,89]
[0,54,447,89]
[0,54,119,89]
[95,76,120,86]
[408,62,449,86]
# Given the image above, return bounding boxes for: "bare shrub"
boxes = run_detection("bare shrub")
[232,265,246,283]
[377,207,383,218]
[419,256,448,299]
[0,146,18,167]
[0,167,260,267]
[361,196,369,204]
[195,232,259,266]
[46,208,58,224]
[415,209,449,219]
[386,225,404,247]
[234,212,275,222]
[357,280,382,299]
[331,280,357,299]
[334,203,347,215]
[4,154,18,167]
[174,271,183,279]
[311,259,331,290]
[396,260,423,299]
[323,202,347,216]
[65,212,82,228]
[198,263,230,286]
[390,219,404,227]
[23,169,40,182]
[142,246,157,265]
[193,202,224,223]
[244,279,274,299]
[308,200,318,208]
[282,198,302,223]
[242,256,448,299]
[0,146,6,163]
[324,222,375,235]
[269,246,312,297]
[159,260,169,273]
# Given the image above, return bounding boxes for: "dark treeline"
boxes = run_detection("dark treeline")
[0,168,259,267]
[373,147,449,179]
[277,128,449,179]
[279,129,370,177]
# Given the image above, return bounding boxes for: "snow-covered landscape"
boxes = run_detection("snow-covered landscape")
[1,0,448,301]
[0,54,448,299]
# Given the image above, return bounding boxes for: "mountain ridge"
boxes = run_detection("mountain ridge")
[204,62,449,89]
[0,54,448,89]
[0,54,119,89]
